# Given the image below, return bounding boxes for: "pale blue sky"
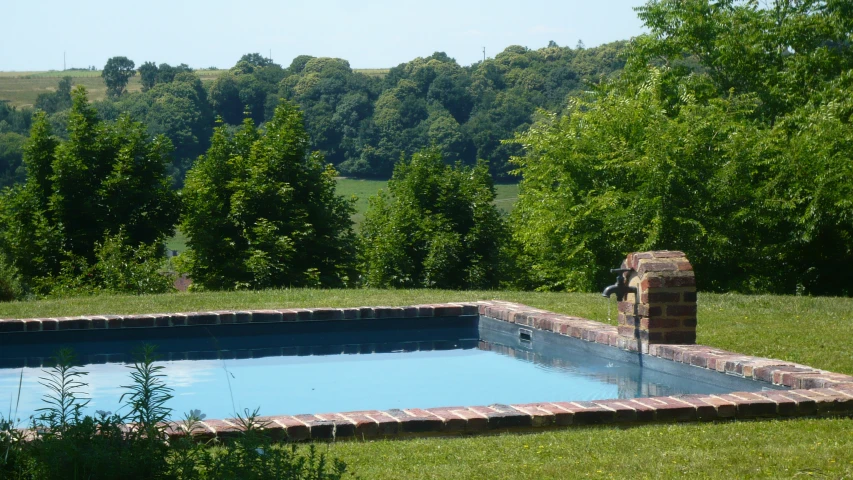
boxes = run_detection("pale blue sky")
[3,0,648,71]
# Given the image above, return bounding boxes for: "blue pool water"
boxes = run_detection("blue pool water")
[0,316,782,422]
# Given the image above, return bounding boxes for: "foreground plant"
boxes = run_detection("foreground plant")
[0,347,353,480]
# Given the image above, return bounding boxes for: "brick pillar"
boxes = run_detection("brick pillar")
[616,250,696,349]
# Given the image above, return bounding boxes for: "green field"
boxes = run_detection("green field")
[334,178,389,228]
[167,178,517,254]
[334,178,519,229]
[0,68,386,108]
[1,290,851,478]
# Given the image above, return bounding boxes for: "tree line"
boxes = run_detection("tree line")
[0,41,627,190]
[1,0,851,299]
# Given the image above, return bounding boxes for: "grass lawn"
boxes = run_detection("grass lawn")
[1,290,852,478]
[2,290,852,478]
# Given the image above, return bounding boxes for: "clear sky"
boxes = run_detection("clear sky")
[3,0,648,72]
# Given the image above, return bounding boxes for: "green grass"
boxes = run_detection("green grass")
[334,178,388,228]
[1,289,852,478]
[0,69,226,108]
[330,418,853,479]
[354,68,390,78]
[494,183,519,214]
[0,68,382,108]
[334,178,519,229]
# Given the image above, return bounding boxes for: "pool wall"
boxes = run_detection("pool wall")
[2,301,852,440]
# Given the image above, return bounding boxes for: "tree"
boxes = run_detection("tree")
[507,0,853,295]
[138,61,159,91]
[360,148,509,289]
[180,101,357,290]
[34,76,73,113]
[102,56,137,97]
[0,132,26,188]
[0,87,179,296]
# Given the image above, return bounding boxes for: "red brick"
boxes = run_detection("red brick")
[186,312,218,326]
[268,416,310,440]
[638,397,696,422]
[384,409,443,433]
[641,317,681,329]
[593,400,644,423]
[558,402,616,425]
[123,315,156,328]
[662,330,696,344]
[466,405,532,429]
[457,303,479,315]
[666,305,697,316]
[252,310,282,323]
[721,392,778,418]
[201,419,243,439]
[755,392,800,416]
[24,319,42,331]
[434,304,463,317]
[652,251,686,258]
[671,395,724,420]
[423,408,468,432]
[0,319,25,332]
[41,318,59,330]
[646,292,681,303]
[58,317,92,330]
[314,413,356,438]
[310,308,343,321]
[683,291,697,302]
[639,262,678,274]
[448,408,489,432]
[514,403,573,426]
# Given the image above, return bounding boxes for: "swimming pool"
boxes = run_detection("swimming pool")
[0,312,784,422]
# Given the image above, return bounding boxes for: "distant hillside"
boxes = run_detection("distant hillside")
[0,43,627,188]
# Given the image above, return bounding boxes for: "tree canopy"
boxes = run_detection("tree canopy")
[102,56,137,97]
[509,0,853,295]
[180,101,357,290]
[360,149,510,289]
[0,87,178,296]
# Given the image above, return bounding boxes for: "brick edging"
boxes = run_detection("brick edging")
[165,301,853,441]
[0,303,480,333]
[4,300,852,440]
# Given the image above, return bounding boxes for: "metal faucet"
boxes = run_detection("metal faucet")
[601,268,637,301]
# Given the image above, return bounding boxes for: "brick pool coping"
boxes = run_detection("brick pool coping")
[3,300,853,440]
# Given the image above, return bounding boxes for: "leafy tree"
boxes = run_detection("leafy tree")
[360,148,509,289]
[180,101,357,290]
[0,132,26,188]
[95,72,214,186]
[0,87,178,296]
[34,76,73,113]
[508,0,853,295]
[632,0,853,122]
[0,102,33,135]
[156,62,192,83]
[138,61,159,91]
[102,56,137,97]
